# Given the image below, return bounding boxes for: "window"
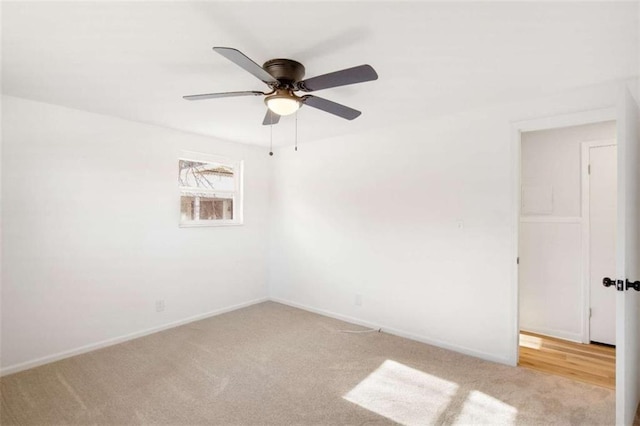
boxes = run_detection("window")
[178,153,243,226]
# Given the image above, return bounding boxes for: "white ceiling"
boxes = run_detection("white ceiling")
[2,1,638,147]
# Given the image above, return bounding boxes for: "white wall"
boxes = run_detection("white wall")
[521,122,615,217]
[1,95,270,372]
[518,221,583,341]
[0,85,632,372]
[268,82,623,364]
[519,122,616,342]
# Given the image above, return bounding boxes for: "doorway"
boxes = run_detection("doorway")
[516,119,617,388]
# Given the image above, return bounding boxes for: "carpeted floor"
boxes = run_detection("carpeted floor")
[1,302,615,425]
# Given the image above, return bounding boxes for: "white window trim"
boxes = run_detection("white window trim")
[178,151,244,227]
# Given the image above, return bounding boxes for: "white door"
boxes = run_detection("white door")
[615,88,640,426]
[588,144,617,345]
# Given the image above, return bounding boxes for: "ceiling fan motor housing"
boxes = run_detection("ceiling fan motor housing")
[262,59,305,87]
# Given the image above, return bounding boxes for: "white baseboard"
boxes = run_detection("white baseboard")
[2,295,515,376]
[270,297,511,365]
[0,297,269,377]
[519,326,583,343]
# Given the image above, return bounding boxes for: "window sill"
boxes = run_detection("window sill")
[179,221,244,228]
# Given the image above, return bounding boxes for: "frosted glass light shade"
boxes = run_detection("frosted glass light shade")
[265,95,300,116]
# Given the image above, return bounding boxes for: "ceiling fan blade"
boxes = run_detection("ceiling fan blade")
[297,65,378,92]
[183,91,264,101]
[301,95,361,120]
[262,109,281,126]
[213,47,278,85]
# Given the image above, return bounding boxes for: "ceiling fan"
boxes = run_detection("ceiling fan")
[183,47,378,125]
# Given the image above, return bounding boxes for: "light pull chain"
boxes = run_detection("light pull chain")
[295,110,298,152]
[269,111,274,156]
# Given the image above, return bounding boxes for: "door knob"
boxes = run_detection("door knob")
[602,277,640,291]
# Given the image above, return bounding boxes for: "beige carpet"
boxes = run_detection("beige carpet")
[1,302,614,425]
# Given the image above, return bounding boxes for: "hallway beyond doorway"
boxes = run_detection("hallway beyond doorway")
[518,331,615,389]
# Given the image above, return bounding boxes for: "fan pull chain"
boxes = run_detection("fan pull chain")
[295,110,298,152]
[269,112,274,156]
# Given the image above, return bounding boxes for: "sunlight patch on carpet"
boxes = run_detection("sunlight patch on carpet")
[453,390,517,425]
[343,359,458,425]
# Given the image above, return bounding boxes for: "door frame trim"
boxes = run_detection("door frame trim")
[581,140,617,344]
[509,107,617,366]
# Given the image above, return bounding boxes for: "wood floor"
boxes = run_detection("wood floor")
[518,331,616,389]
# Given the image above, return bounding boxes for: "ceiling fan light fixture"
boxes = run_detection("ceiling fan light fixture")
[265,91,301,116]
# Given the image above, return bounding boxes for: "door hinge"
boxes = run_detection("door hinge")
[517,257,520,265]
[588,164,591,175]
[589,308,592,319]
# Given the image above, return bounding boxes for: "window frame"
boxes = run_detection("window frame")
[178,152,244,227]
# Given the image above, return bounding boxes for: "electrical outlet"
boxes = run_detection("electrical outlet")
[156,300,165,312]
[355,294,362,307]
